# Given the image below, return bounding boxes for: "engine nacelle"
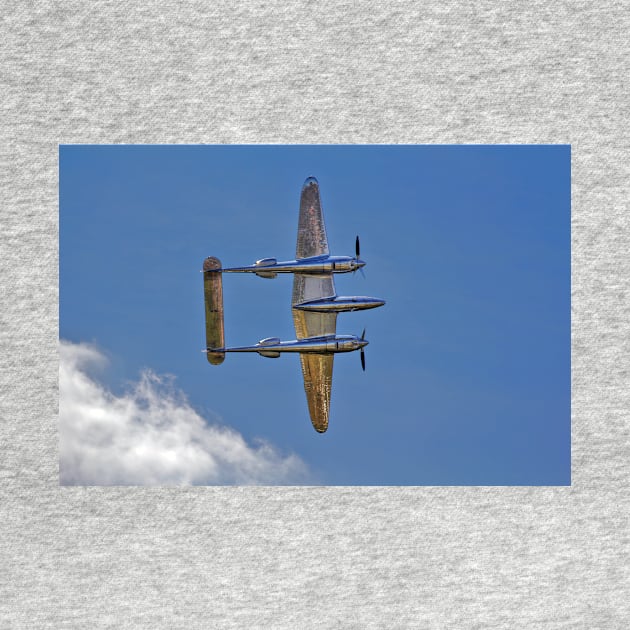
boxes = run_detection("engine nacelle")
[255,270,277,279]
[258,350,280,358]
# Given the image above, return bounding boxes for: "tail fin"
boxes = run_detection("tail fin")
[203,256,225,365]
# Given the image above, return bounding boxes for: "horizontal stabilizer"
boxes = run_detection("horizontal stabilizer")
[203,256,225,365]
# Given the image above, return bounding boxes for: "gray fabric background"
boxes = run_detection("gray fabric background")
[1,2,628,627]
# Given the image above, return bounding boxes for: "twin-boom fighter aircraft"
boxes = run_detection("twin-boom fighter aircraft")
[203,177,385,433]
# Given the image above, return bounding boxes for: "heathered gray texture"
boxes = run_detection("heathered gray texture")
[1,2,628,628]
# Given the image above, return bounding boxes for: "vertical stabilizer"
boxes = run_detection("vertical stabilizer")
[203,256,225,365]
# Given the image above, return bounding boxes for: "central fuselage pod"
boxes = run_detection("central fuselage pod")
[293,296,385,313]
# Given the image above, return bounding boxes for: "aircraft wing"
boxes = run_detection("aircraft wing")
[296,177,329,259]
[292,179,337,432]
[298,353,334,433]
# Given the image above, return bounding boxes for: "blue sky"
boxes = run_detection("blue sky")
[60,145,570,485]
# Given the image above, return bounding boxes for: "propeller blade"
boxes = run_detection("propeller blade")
[355,235,360,259]
[361,328,366,341]
[360,348,365,371]
[359,266,366,279]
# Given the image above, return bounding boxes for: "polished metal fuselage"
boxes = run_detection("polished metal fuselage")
[293,296,385,313]
[218,334,368,355]
[220,255,366,275]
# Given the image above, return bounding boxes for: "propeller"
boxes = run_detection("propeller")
[354,235,366,278]
[360,328,366,371]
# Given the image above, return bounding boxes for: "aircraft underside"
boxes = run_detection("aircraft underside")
[203,176,384,433]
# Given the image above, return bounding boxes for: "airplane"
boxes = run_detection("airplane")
[204,176,385,433]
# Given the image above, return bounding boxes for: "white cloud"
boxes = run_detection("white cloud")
[59,340,310,485]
